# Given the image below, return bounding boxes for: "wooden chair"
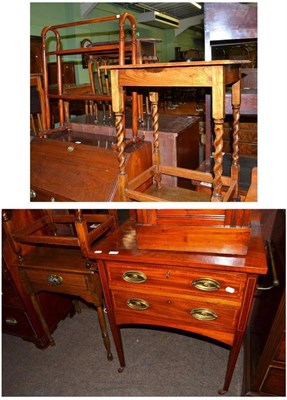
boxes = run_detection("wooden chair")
[87,57,113,122]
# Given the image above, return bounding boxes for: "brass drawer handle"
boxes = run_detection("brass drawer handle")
[127,298,149,311]
[47,274,63,286]
[122,270,147,284]
[192,278,221,292]
[5,317,18,325]
[190,308,218,321]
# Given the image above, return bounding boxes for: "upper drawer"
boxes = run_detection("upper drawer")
[20,267,88,297]
[105,262,246,301]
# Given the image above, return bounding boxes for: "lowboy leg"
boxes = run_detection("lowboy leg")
[219,275,257,394]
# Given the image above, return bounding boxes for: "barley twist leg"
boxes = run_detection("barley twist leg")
[231,105,240,200]
[115,112,126,175]
[150,92,161,189]
[212,118,224,201]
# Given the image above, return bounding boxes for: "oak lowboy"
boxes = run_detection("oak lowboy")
[90,214,267,394]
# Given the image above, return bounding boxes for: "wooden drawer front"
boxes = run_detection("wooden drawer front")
[21,268,88,297]
[105,262,246,302]
[2,307,35,337]
[111,289,240,332]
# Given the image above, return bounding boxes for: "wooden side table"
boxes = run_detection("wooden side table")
[2,210,118,361]
[90,217,267,394]
[105,60,250,202]
[13,246,113,360]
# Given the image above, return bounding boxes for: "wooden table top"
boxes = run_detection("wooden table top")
[102,59,251,70]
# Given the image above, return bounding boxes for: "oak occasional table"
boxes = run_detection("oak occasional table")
[105,60,250,202]
[90,218,267,394]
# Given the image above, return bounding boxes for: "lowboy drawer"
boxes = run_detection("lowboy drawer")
[105,262,246,301]
[111,289,240,332]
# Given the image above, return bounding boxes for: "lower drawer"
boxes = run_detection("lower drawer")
[2,307,36,337]
[111,288,240,332]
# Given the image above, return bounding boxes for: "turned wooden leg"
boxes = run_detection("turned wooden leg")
[115,111,128,201]
[17,267,55,346]
[231,79,241,200]
[231,104,240,200]
[30,293,55,346]
[149,91,162,190]
[96,305,113,361]
[211,118,224,201]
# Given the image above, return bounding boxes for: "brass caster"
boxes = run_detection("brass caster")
[107,352,113,361]
[118,366,125,373]
[50,338,56,346]
[218,389,227,395]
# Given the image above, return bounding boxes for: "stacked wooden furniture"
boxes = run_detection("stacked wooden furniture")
[105,60,252,202]
[88,209,268,394]
[2,209,75,348]
[2,209,118,361]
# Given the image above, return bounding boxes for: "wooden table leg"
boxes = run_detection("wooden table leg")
[211,66,225,202]
[150,92,161,190]
[231,80,241,200]
[96,305,113,361]
[111,70,129,201]
[98,261,126,372]
[212,118,224,201]
[219,275,257,394]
